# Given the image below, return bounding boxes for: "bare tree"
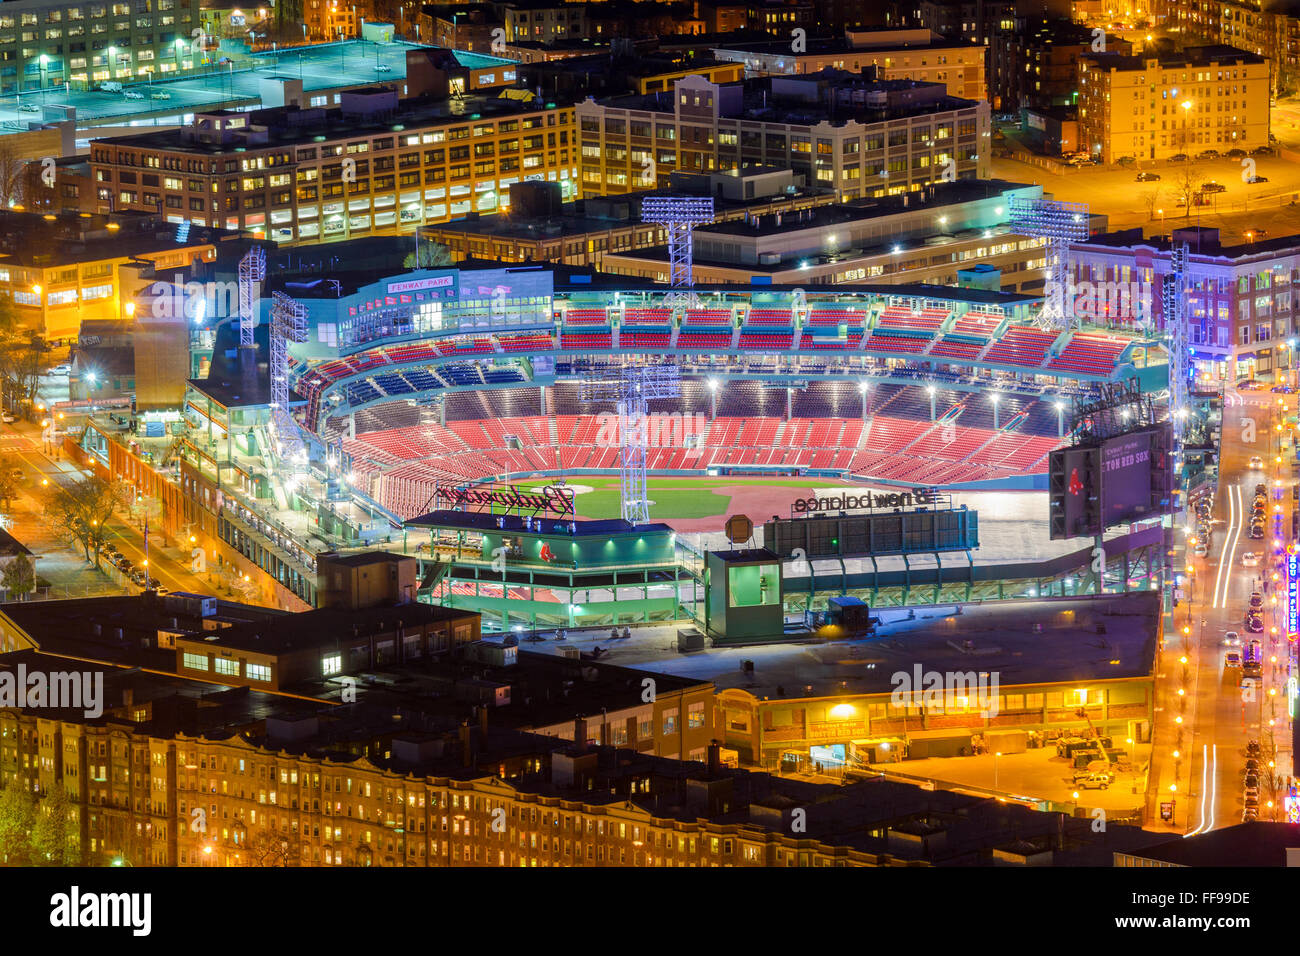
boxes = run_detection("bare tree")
[0,145,24,209]
[0,453,24,507]
[1173,166,1207,218]
[45,476,128,566]
[1141,186,1163,222]
[245,828,294,866]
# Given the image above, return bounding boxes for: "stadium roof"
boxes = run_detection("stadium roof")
[406,509,674,538]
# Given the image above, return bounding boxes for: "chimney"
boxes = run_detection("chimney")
[574,716,588,751]
[459,721,472,767]
[708,740,721,776]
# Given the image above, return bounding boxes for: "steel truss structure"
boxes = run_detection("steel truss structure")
[238,246,266,348]
[1163,241,1191,445]
[1066,376,1157,445]
[641,196,714,305]
[1008,198,1090,331]
[581,362,682,525]
[269,290,309,463]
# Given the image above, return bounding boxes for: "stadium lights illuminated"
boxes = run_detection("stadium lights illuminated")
[858,381,870,393]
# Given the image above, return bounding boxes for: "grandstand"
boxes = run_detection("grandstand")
[339,380,1067,519]
[251,266,1161,526]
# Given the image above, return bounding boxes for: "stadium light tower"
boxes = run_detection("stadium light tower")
[269,290,309,466]
[1164,241,1191,436]
[1009,198,1090,331]
[238,245,266,348]
[582,362,682,526]
[641,196,714,301]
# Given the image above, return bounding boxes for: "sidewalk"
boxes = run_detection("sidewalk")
[3,488,126,601]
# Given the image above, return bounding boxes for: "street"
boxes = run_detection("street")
[0,416,245,602]
[1168,385,1295,832]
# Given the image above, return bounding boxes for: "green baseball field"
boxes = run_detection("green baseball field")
[516,475,834,524]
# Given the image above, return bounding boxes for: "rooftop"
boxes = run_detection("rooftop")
[520,590,1160,699]
[1119,822,1300,866]
[0,210,242,268]
[92,87,569,154]
[594,73,982,126]
[1082,44,1267,71]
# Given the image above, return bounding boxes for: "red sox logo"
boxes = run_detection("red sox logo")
[1068,468,1084,496]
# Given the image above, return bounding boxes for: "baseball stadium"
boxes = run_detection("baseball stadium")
[148,237,1176,636]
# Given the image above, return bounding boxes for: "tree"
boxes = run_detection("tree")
[0,294,19,340]
[1,552,35,599]
[1173,166,1207,218]
[1141,186,1163,222]
[31,785,79,865]
[0,336,47,414]
[0,786,36,864]
[0,142,28,211]
[246,829,294,867]
[403,239,453,270]
[0,454,21,508]
[45,475,126,566]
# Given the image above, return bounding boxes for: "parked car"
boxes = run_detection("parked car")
[1198,149,1221,159]
[1227,147,1248,158]
[1135,171,1161,181]
[0,412,14,424]
[17,103,39,113]
[1169,153,1190,162]
[123,90,144,100]
[373,63,391,72]
[1072,771,1112,790]
[1252,146,1276,156]
[1201,180,1227,194]
[150,91,170,100]
[1246,175,1268,184]
[49,364,70,375]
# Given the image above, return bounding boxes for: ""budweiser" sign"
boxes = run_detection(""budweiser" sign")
[434,482,576,516]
